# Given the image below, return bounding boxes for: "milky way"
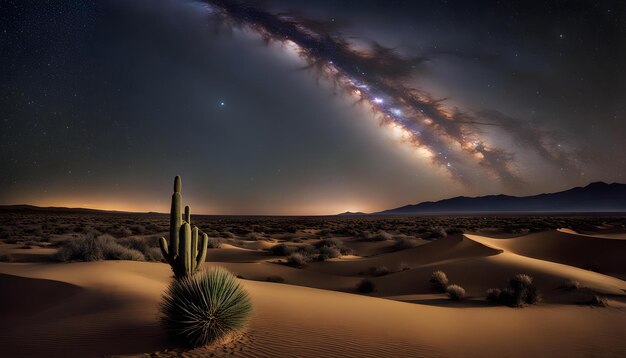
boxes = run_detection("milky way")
[201,0,576,187]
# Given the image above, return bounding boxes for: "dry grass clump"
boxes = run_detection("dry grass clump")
[392,237,419,250]
[562,279,581,291]
[486,273,541,307]
[286,252,308,268]
[429,270,449,292]
[55,234,145,262]
[446,284,466,300]
[359,230,392,242]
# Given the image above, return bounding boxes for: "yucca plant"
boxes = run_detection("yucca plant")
[160,267,252,347]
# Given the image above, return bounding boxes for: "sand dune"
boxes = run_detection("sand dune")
[1,228,626,357]
[1,261,625,357]
[466,230,626,274]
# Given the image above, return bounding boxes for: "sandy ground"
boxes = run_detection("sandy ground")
[1,230,625,357]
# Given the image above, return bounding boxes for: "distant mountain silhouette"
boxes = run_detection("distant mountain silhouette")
[375,182,626,215]
[337,211,368,216]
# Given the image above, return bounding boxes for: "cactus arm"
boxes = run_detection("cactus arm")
[184,206,191,225]
[196,233,208,271]
[159,237,172,264]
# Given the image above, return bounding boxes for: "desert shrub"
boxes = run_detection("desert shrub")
[295,244,317,256]
[315,237,343,248]
[510,274,540,306]
[398,262,410,271]
[266,276,285,283]
[360,230,392,242]
[428,227,448,239]
[161,267,251,347]
[55,234,145,262]
[446,284,466,300]
[269,243,296,256]
[488,274,541,307]
[357,278,376,293]
[562,279,581,291]
[587,294,609,307]
[244,232,263,241]
[145,247,164,262]
[119,236,149,252]
[485,288,502,303]
[393,237,419,250]
[220,231,234,239]
[365,266,390,277]
[119,237,165,261]
[429,270,449,292]
[318,246,341,260]
[286,253,308,268]
[206,237,222,249]
[340,246,355,255]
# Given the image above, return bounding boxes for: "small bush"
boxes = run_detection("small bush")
[269,243,296,256]
[161,267,252,347]
[446,284,465,300]
[357,278,376,293]
[55,234,145,262]
[562,279,581,291]
[145,247,164,262]
[485,288,501,303]
[207,237,222,249]
[286,253,307,268]
[360,230,392,241]
[510,274,540,306]
[488,274,541,307]
[366,266,390,277]
[429,270,449,292]
[318,246,341,260]
[588,294,609,307]
[315,237,343,248]
[398,262,410,271]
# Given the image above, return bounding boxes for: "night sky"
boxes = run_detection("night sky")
[1,0,625,215]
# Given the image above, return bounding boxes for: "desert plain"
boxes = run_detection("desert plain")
[1,212,625,357]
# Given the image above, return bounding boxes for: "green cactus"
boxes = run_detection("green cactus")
[159,176,208,278]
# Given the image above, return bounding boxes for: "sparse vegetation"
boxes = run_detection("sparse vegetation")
[393,237,419,250]
[55,234,145,262]
[587,294,609,307]
[365,266,391,277]
[429,270,449,292]
[160,267,251,347]
[562,279,581,291]
[486,274,541,307]
[357,278,376,293]
[287,252,308,267]
[446,284,466,300]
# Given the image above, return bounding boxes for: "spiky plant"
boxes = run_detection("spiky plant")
[160,267,252,347]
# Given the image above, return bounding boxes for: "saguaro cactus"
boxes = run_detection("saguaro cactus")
[160,176,208,278]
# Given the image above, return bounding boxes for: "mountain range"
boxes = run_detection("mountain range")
[374,182,626,215]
